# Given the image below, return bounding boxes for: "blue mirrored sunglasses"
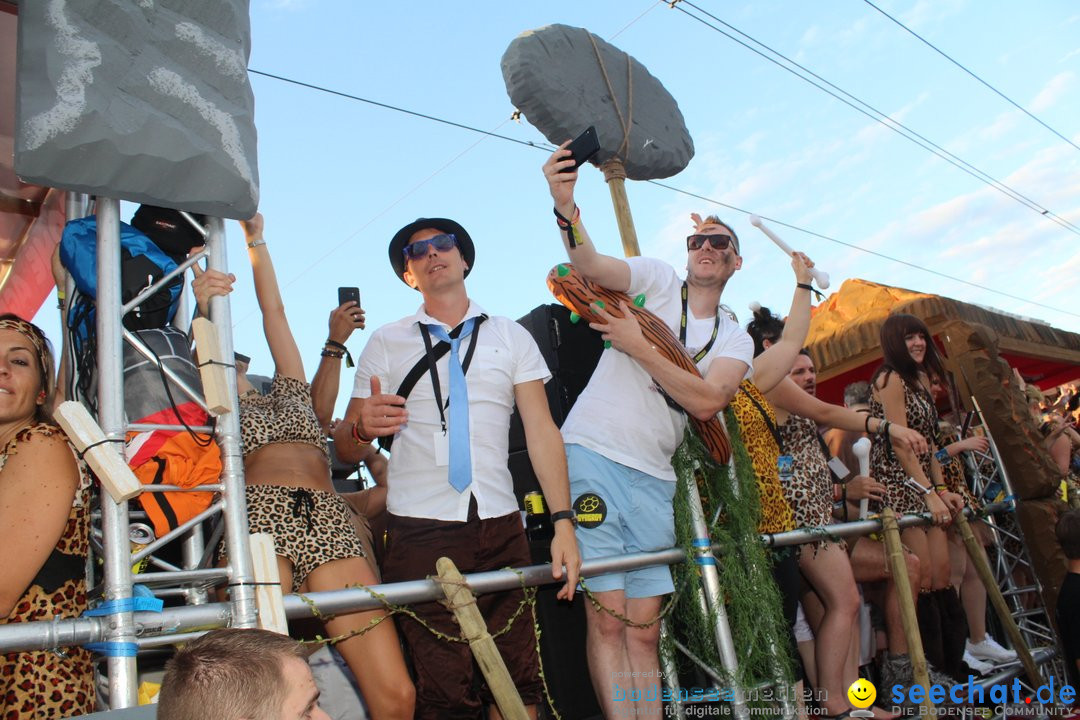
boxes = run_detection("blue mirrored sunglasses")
[403,233,457,260]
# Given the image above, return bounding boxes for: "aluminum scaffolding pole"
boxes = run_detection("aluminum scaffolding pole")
[681,470,750,720]
[204,217,257,628]
[95,198,139,707]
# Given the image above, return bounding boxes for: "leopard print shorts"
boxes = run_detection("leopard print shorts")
[224,485,366,589]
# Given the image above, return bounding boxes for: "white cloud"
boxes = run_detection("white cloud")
[1030,71,1076,113]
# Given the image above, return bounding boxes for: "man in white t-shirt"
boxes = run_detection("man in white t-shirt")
[333,217,580,718]
[543,148,753,717]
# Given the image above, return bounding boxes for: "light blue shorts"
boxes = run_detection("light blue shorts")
[566,443,677,598]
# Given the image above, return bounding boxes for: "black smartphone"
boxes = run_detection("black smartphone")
[559,125,600,173]
[338,286,360,307]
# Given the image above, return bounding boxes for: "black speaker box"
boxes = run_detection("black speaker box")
[507,304,604,719]
[508,303,604,494]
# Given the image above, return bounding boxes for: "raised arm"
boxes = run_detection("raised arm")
[243,214,304,381]
[751,253,816,394]
[542,145,631,292]
[311,301,365,431]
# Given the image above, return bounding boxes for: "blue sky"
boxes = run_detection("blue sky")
[37,1,1080,417]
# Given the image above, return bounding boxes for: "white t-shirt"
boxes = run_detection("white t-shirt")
[352,301,551,521]
[561,257,753,481]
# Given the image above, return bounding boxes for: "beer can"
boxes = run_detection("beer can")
[523,491,547,516]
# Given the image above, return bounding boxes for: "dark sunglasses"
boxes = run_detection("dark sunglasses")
[403,233,457,261]
[687,233,738,253]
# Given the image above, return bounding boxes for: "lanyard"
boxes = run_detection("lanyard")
[742,386,783,453]
[418,319,483,434]
[679,282,721,364]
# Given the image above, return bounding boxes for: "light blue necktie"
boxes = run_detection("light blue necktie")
[427,318,476,493]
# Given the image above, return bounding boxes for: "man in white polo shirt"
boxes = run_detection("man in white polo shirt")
[334,217,579,719]
[542,147,753,718]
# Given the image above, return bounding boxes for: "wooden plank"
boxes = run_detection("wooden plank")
[54,401,141,502]
[249,533,288,635]
[435,557,529,720]
[191,317,232,417]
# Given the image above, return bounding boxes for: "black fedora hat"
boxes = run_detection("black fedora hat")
[389,218,475,286]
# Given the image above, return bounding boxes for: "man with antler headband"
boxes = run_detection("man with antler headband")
[542,146,754,717]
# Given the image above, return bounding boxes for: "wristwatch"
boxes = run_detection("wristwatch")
[550,509,578,527]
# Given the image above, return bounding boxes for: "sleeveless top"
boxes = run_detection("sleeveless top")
[2,423,95,719]
[238,373,329,461]
[778,413,836,532]
[869,376,936,515]
[731,380,796,534]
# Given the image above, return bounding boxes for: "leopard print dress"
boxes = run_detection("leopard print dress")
[778,414,836,534]
[2,424,95,719]
[731,381,796,534]
[869,378,936,515]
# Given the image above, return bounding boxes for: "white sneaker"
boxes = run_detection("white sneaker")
[966,634,1018,663]
[963,650,995,675]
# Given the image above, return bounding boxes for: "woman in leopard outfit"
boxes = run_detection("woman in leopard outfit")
[0,316,94,719]
[193,215,414,719]
[869,313,968,679]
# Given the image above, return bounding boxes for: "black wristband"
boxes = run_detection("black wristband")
[550,509,578,527]
[797,282,813,292]
[865,414,873,435]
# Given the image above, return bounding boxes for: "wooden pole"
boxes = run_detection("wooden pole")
[953,511,1045,687]
[601,158,640,257]
[434,557,530,720]
[881,508,934,715]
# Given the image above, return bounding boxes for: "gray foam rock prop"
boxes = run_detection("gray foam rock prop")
[15,0,258,219]
[502,24,693,181]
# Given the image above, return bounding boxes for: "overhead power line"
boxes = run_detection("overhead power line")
[244,70,1078,321]
[670,1,1080,238]
[860,0,1080,154]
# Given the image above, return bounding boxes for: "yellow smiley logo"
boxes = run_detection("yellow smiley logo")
[847,678,876,709]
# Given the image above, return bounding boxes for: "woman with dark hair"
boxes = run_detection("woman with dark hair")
[0,315,95,718]
[193,215,414,719]
[869,313,967,678]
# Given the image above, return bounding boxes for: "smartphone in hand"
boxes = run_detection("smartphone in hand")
[559,126,600,173]
[338,286,360,307]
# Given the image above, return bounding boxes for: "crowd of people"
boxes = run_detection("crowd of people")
[2,141,1079,719]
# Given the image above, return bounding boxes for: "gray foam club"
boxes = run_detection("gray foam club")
[15,0,259,219]
[501,23,693,181]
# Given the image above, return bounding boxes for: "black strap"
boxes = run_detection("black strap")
[418,319,483,433]
[814,430,843,483]
[378,315,487,451]
[742,386,783,453]
[679,282,721,364]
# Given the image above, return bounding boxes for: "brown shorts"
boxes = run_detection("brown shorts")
[383,506,541,719]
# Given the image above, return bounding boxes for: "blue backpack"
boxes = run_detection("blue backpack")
[60,216,183,411]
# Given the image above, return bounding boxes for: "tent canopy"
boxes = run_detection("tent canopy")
[806,278,1080,406]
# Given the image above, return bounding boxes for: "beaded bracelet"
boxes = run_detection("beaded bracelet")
[324,339,354,367]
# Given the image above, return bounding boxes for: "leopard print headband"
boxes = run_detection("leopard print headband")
[0,318,52,397]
